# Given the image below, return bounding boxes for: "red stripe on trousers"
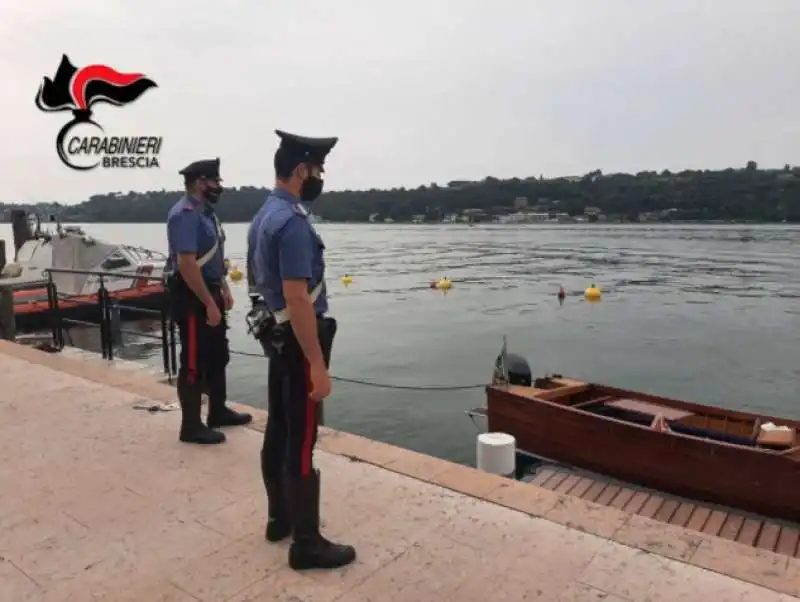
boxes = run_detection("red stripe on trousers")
[301,359,316,476]
[187,312,198,384]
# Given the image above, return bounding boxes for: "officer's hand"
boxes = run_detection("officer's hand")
[206,302,222,327]
[223,289,234,311]
[309,362,332,402]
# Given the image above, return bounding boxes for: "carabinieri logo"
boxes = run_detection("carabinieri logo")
[34,54,161,171]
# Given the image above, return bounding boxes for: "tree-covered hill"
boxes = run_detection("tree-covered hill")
[4,162,799,223]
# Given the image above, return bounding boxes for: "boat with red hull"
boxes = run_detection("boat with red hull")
[13,281,166,332]
[2,214,168,332]
[483,376,800,523]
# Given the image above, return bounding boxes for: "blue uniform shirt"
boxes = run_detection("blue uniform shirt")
[250,188,328,315]
[166,195,226,282]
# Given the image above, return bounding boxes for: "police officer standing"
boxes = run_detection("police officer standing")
[167,158,252,445]
[249,131,356,570]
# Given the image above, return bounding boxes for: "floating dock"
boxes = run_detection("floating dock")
[0,340,798,601]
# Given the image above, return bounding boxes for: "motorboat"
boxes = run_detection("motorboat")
[2,213,167,331]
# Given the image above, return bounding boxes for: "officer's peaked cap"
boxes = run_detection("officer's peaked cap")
[178,158,222,181]
[275,130,338,172]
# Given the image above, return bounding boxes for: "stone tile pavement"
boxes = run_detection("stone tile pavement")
[0,342,798,601]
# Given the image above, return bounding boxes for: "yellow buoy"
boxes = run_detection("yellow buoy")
[435,277,452,291]
[229,266,243,282]
[340,274,353,286]
[584,283,602,301]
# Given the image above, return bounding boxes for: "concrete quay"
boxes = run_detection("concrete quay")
[1,340,798,601]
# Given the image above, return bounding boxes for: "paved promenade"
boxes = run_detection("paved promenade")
[0,340,798,601]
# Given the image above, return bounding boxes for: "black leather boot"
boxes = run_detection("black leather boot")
[178,381,226,445]
[207,406,253,428]
[206,372,253,428]
[286,470,356,570]
[265,477,291,542]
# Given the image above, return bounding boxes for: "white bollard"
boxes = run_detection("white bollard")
[476,432,516,476]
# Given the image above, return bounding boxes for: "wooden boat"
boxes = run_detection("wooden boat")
[483,376,800,522]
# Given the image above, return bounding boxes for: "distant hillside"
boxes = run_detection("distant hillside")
[3,162,800,223]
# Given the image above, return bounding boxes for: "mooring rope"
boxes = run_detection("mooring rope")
[227,348,486,391]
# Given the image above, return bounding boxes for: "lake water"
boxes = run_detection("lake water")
[2,222,798,465]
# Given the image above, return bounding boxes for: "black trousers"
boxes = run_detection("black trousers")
[174,285,230,402]
[262,317,336,479]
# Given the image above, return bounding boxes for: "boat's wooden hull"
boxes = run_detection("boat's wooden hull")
[486,384,800,522]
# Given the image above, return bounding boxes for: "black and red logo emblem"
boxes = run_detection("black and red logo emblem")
[35,54,158,171]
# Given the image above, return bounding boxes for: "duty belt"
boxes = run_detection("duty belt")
[245,281,324,343]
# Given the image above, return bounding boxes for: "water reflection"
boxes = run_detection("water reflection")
[62,319,165,365]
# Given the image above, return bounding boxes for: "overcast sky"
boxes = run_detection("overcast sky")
[1,0,799,204]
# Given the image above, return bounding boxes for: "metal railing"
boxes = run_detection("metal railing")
[43,267,177,380]
[39,267,487,393]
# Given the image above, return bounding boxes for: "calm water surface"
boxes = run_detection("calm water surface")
[3,222,798,465]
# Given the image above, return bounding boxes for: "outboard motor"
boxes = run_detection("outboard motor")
[492,337,533,386]
[506,353,532,386]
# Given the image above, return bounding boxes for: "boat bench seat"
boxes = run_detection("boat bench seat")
[756,428,796,449]
[751,417,797,449]
[605,398,694,421]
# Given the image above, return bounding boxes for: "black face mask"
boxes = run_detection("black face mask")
[204,185,223,203]
[300,169,324,202]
